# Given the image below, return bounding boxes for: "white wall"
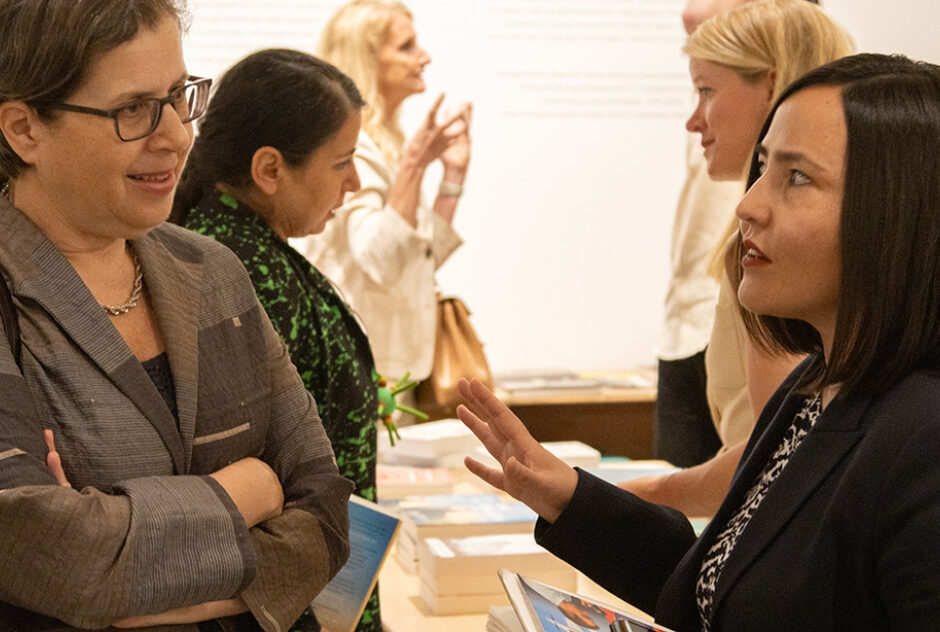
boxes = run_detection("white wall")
[183,0,940,375]
[825,0,939,63]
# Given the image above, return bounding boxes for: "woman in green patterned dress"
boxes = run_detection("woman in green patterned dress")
[171,49,381,632]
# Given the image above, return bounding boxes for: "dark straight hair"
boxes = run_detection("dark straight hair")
[733,53,940,399]
[0,0,188,179]
[171,48,365,223]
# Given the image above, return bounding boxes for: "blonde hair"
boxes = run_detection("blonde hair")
[684,0,854,276]
[318,0,412,167]
[685,0,854,104]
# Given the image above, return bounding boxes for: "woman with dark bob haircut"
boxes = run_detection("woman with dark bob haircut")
[0,1,351,629]
[455,53,940,631]
[173,48,383,632]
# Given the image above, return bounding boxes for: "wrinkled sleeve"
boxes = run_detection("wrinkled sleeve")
[237,307,354,632]
[535,468,696,614]
[428,209,462,270]
[339,148,427,286]
[0,364,255,630]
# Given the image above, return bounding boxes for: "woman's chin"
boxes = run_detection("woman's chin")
[307,211,336,236]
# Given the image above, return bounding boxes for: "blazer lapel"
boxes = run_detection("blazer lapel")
[134,233,202,474]
[1,205,187,472]
[707,391,869,614]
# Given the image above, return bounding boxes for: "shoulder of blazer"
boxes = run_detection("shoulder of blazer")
[355,131,394,181]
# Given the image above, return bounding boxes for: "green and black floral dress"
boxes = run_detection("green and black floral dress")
[183,189,381,632]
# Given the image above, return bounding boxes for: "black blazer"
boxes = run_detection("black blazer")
[537,357,940,631]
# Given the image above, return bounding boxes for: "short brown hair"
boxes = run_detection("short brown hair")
[0,0,189,179]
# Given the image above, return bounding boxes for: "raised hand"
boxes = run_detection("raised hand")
[457,378,578,523]
[400,93,467,170]
[440,102,472,177]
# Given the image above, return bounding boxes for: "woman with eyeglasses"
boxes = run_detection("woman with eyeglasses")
[0,1,351,630]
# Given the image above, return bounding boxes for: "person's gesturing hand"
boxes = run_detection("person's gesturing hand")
[457,379,578,523]
[440,102,472,178]
[400,93,467,170]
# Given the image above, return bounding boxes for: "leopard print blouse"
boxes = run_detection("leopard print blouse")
[695,393,822,631]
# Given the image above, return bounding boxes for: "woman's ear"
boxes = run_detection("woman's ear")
[0,102,42,166]
[250,146,286,196]
[764,68,778,103]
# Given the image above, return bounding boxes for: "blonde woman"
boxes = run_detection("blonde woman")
[292,0,472,399]
[625,0,853,517]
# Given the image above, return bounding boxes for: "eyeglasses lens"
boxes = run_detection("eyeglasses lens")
[116,80,209,141]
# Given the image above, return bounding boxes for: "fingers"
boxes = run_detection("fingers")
[457,402,509,460]
[425,93,446,125]
[456,378,487,417]
[463,456,506,492]
[464,378,532,443]
[44,429,70,487]
[456,402,490,441]
[448,102,472,134]
[456,383,508,447]
[439,107,467,134]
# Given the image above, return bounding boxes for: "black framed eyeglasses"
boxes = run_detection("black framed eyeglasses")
[38,76,212,142]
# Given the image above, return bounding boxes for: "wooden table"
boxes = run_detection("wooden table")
[376,466,657,632]
[495,369,657,459]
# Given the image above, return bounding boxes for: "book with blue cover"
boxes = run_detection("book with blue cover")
[311,496,400,632]
[400,499,538,540]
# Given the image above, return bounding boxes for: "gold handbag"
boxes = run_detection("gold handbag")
[415,296,493,420]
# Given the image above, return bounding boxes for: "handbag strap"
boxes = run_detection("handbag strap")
[0,266,21,368]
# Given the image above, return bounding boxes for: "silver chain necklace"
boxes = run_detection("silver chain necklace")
[101,250,144,316]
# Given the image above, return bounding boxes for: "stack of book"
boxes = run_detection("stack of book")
[380,493,538,573]
[378,418,482,467]
[418,533,578,616]
[376,463,455,498]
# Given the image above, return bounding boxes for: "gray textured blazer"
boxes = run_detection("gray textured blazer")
[0,199,353,631]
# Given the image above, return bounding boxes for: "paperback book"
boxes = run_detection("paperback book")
[417,532,577,615]
[419,532,577,596]
[499,569,678,632]
[311,496,400,632]
[399,499,538,541]
[376,463,455,498]
[377,418,481,467]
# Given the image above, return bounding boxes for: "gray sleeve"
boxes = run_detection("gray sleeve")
[238,308,353,632]
[0,474,255,629]
[0,334,256,630]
